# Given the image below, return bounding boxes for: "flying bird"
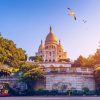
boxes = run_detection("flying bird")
[82,20,87,23]
[67,8,76,20]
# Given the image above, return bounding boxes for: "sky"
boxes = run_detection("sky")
[0,0,100,60]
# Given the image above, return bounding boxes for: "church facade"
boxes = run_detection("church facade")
[36,26,95,91]
[36,26,66,62]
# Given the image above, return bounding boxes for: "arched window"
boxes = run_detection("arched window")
[45,46,48,49]
[53,59,55,62]
[49,59,51,62]
[59,50,61,52]
[45,59,47,62]
[49,52,51,56]
[59,55,61,57]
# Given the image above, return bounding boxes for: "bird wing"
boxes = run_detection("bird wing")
[68,8,73,12]
[67,7,76,20]
[67,8,71,10]
[83,20,87,23]
[74,16,76,20]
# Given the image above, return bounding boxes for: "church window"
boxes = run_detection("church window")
[50,52,51,56]
[49,60,51,62]
[53,59,55,62]
[45,59,47,62]
[59,55,61,57]
[45,46,48,49]
[59,50,61,52]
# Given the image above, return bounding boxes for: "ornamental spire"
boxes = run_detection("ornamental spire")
[41,40,43,44]
[50,25,52,32]
[59,40,61,45]
[99,41,100,48]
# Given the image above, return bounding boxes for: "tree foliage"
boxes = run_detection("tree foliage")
[94,64,100,90]
[0,34,27,68]
[94,49,100,64]
[73,48,100,67]
[72,55,87,67]
[20,62,44,89]
[29,56,43,62]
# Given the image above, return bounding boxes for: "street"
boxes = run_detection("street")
[0,97,100,100]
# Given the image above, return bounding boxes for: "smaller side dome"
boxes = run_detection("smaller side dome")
[59,44,63,49]
[38,40,44,50]
[58,40,63,49]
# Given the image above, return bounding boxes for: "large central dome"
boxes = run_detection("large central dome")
[45,26,57,44]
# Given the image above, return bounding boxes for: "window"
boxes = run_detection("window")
[50,52,51,56]
[45,59,47,62]
[59,55,61,57]
[49,60,51,62]
[45,46,48,49]
[53,59,55,62]
[59,50,61,52]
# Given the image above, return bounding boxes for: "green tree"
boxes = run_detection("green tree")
[20,62,44,90]
[0,34,27,68]
[94,64,100,90]
[82,87,89,94]
[72,55,87,67]
[29,56,43,62]
[85,55,95,67]
[94,49,100,64]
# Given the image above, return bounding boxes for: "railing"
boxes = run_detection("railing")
[45,71,93,75]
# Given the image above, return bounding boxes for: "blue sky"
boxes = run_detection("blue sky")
[0,0,100,60]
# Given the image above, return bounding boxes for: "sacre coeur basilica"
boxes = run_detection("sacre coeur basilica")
[34,26,95,91]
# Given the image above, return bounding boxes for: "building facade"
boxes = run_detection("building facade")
[36,26,95,91]
[40,62,95,91]
[36,26,67,62]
